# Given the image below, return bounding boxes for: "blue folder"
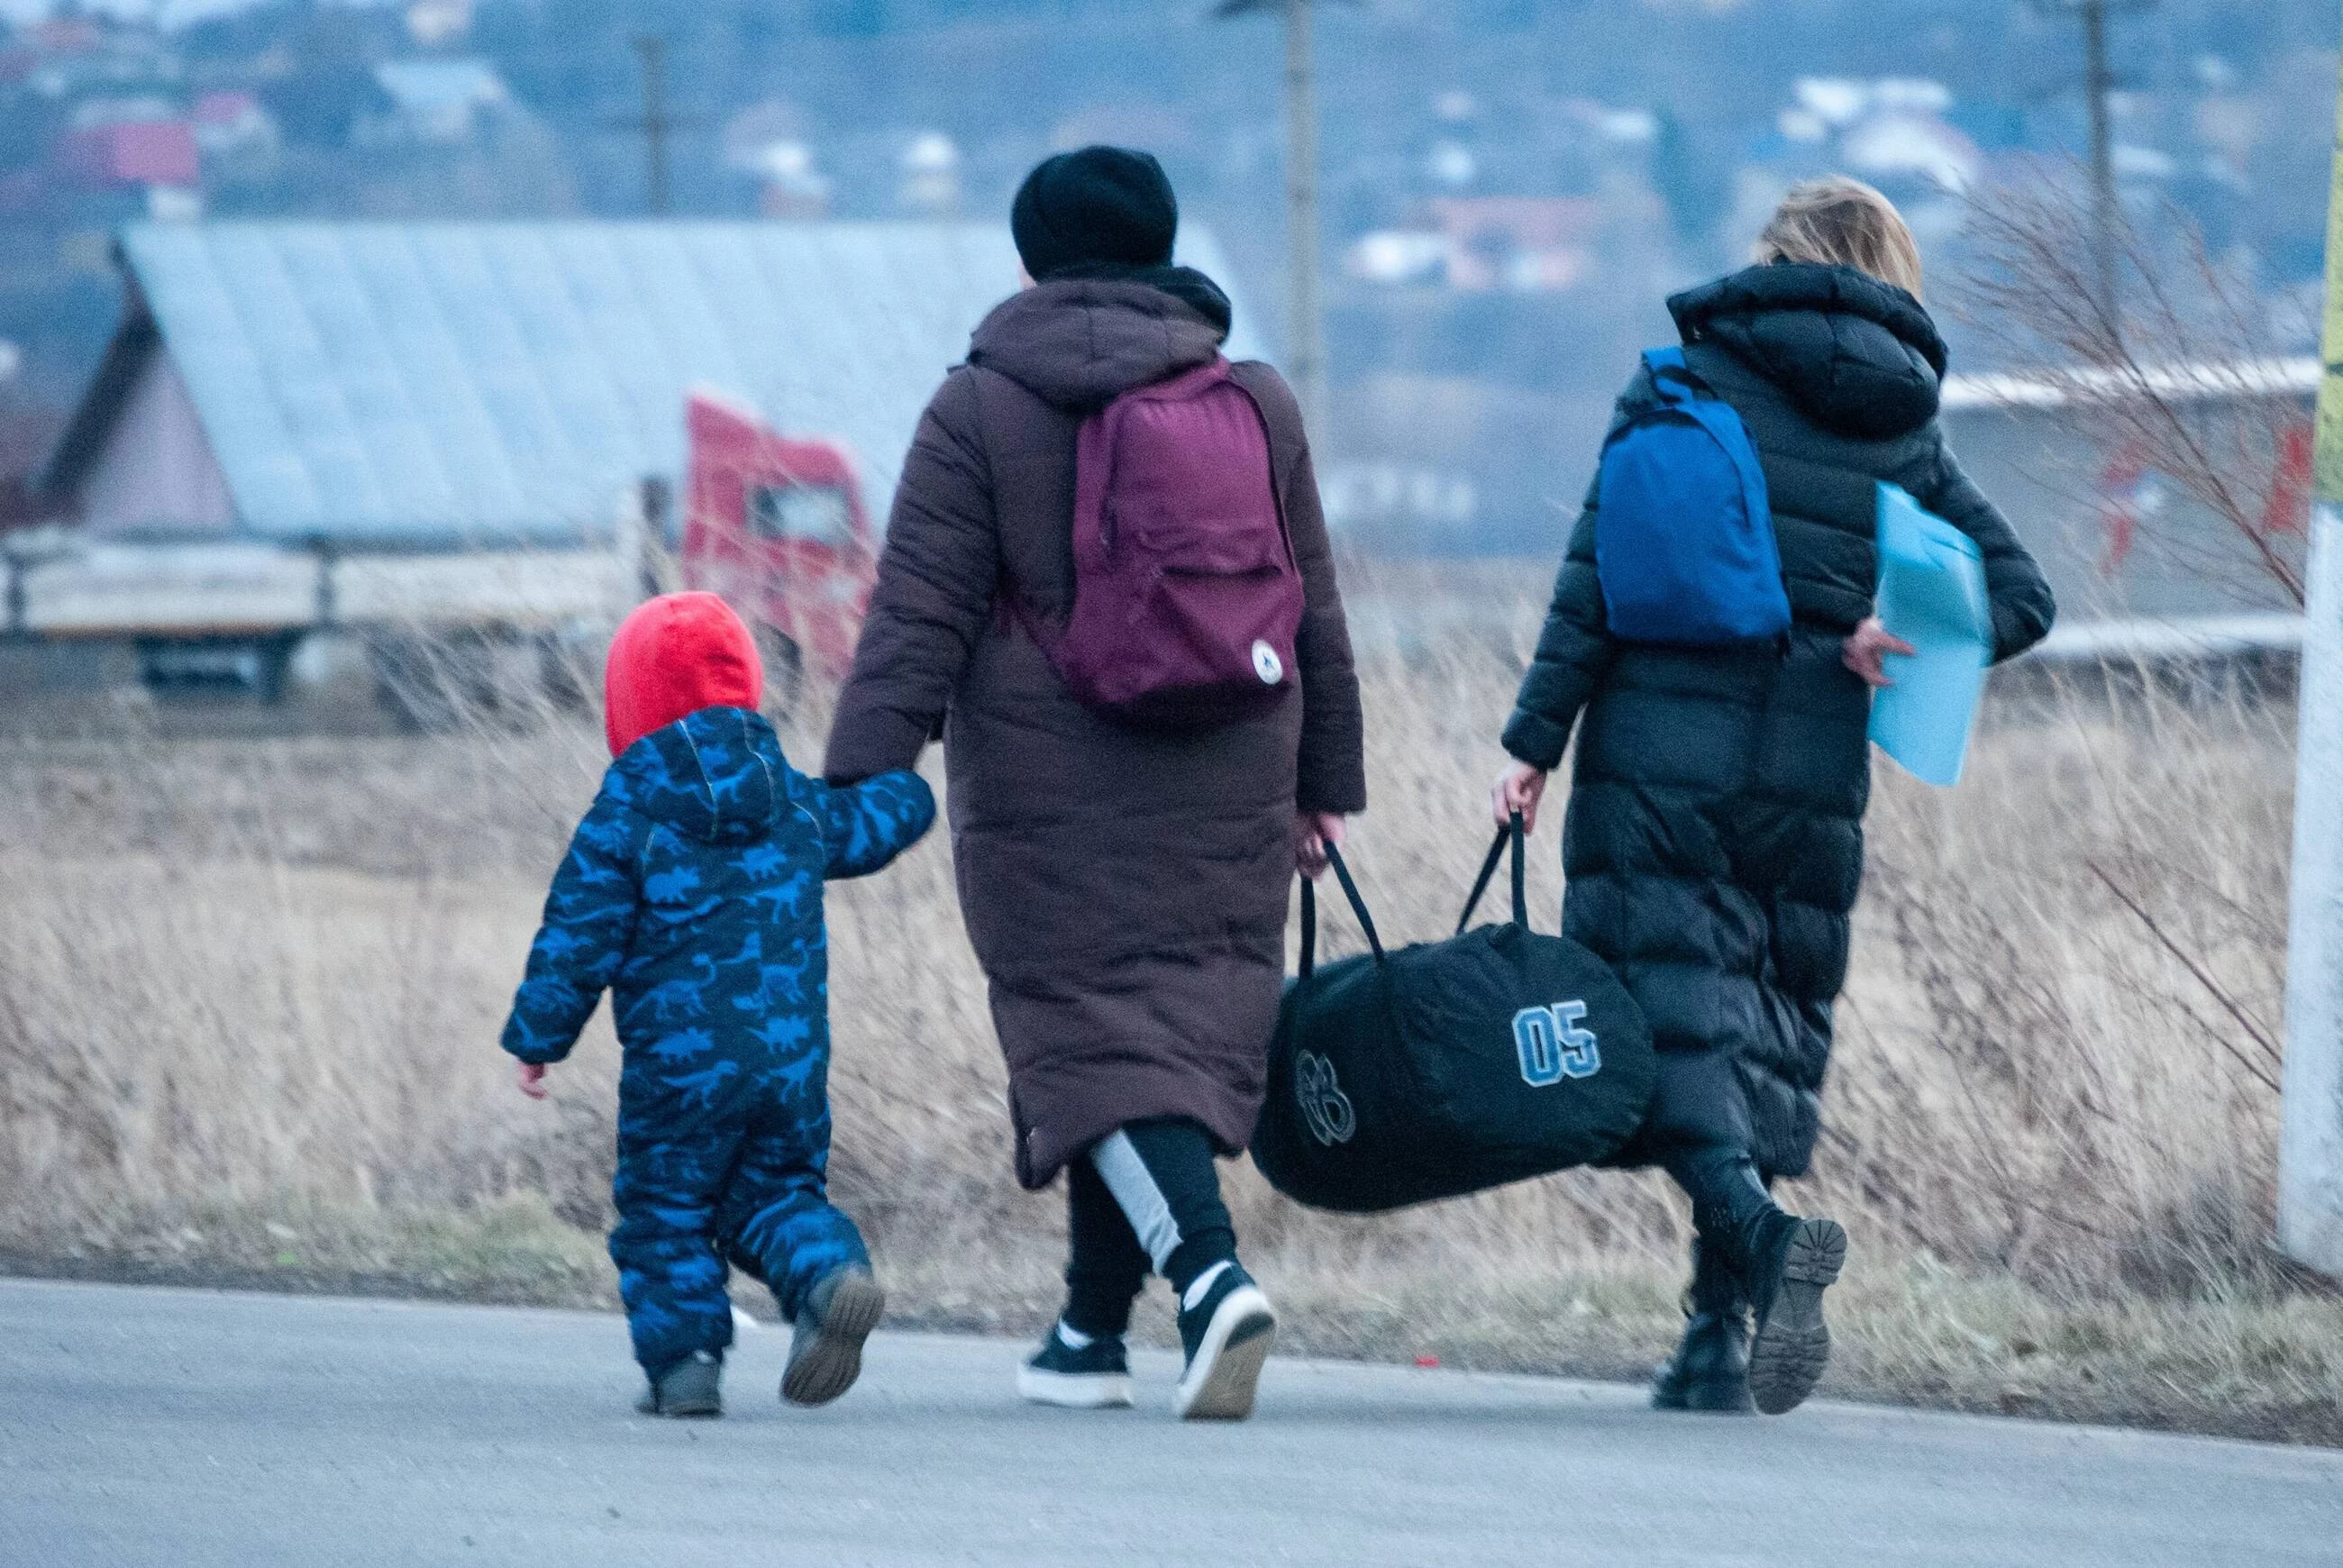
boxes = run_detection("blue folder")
[1868,484,1992,786]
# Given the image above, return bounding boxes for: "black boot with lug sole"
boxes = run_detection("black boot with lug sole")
[1651,1309,1755,1413]
[1743,1215,1846,1417]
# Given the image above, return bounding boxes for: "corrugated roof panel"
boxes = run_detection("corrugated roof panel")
[534,227,690,479]
[284,227,458,524]
[118,220,1271,546]
[478,227,636,506]
[343,227,526,523]
[218,226,394,524]
[422,227,588,526]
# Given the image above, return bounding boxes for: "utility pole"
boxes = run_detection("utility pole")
[1216,0,1336,436]
[2077,0,2119,329]
[625,36,675,216]
[2033,0,2156,335]
[1281,0,1326,438]
[2279,49,2343,1280]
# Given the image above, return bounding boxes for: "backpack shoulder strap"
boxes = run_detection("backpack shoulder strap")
[1110,355,1235,408]
[1226,359,1304,488]
[1640,345,1704,407]
[1216,359,1300,575]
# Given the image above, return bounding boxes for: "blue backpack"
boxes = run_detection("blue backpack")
[1593,346,1791,646]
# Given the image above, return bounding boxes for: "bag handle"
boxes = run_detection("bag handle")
[1298,840,1383,980]
[1456,810,1530,936]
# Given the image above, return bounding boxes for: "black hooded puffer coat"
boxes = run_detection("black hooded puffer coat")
[1502,261,2055,1178]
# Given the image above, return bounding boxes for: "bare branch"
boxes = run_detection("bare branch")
[1954,161,2309,609]
[2087,858,2284,1085]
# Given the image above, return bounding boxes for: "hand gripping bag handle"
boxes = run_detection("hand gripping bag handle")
[1298,840,1384,980]
[1454,810,1531,936]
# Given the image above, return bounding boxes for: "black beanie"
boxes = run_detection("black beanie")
[1010,146,1178,281]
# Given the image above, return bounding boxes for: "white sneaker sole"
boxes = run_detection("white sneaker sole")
[1016,1364,1135,1409]
[1173,1286,1277,1421]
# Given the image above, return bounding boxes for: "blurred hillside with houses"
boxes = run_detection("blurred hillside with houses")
[0,0,2332,551]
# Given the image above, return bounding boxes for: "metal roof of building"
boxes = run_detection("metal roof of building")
[1940,356,2320,413]
[46,219,1263,546]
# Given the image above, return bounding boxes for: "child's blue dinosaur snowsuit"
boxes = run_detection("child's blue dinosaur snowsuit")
[501,705,934,1374]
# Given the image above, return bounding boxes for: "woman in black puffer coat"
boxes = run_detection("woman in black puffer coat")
[1493,178,2055,1417]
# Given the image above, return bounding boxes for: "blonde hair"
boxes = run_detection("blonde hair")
[1755,176,1926,299]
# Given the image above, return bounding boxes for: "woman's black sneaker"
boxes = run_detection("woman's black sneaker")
[1172,1262,1276,1421]
[1017,1321,1135,1409]
[1651,1310,1755,1413]
[636,1349,723,1418]
[782,1265,885,1408]
[1744,1215,1846,1416]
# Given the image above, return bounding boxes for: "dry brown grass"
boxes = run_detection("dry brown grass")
[2,595,2337,1444]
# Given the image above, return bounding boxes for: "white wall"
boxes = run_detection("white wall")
[77,348,237,537]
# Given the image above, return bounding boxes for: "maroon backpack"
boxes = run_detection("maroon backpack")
[1032,358,1305,727]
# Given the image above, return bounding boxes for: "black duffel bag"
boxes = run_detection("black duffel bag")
[1251,816,1655,1214]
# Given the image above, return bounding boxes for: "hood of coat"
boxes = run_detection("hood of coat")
[968,277,1226,412]
[603,590,762,758]
[1667,261,1949,442]
[614,705,798,846]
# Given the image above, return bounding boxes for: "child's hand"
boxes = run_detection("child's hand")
[515,1061,549,1100]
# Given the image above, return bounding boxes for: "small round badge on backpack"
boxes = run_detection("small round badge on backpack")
[1252,640,1284,685]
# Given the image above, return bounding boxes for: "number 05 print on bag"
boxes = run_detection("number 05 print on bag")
[1514,1002,1600,1085]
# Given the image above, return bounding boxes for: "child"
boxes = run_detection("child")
[501,591,934,1418]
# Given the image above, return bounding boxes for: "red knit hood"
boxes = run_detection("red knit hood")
[603,592,763,757]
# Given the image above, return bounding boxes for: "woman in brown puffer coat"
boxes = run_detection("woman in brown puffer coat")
[824,147,1365,1422]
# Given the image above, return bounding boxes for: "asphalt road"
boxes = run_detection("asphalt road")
[3,1278,2339,1567]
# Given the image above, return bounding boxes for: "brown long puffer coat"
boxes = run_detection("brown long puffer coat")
[824,278,1366,1190]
